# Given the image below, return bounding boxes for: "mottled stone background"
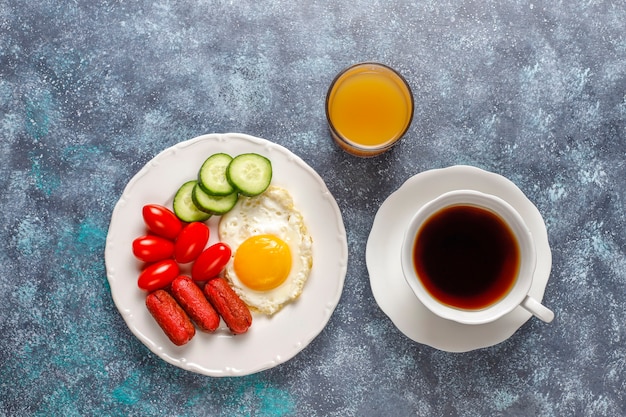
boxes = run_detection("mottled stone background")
[1,1,625,416]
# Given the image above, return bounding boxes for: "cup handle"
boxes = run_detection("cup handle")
[521,295,554,323]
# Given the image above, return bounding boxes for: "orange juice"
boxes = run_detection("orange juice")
[326,63,414,157]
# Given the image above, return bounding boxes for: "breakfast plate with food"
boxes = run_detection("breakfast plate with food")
[105,133,348,376]
[366,165,552,352]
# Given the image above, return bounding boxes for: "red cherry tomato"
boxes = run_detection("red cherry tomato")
[138,259,180,291]
[142,204,182,240]
[191,242,232,281]
[174,222,210,264]
[132,235,175,263]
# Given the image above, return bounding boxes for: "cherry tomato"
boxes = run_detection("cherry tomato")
[142,204,182,240]
[191,242,232,281]
[138,259,180,291]
[132,235,175,263]
[174,222,210,264]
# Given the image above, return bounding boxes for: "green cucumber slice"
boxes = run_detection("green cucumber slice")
[226,153,272,197]
[198,153,235,196]
[192,183,239,215]
[173,181,212,222]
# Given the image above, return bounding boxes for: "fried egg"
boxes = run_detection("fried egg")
[218,186,313,315]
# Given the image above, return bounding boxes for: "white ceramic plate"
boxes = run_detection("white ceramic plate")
[105,133,348,376]
[366,165,552,352]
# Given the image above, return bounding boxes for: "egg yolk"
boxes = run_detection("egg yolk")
[233,234,292,291]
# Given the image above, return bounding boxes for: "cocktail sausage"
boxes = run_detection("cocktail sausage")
[204,278,252,334]
[171,275,220,332]
[145,289,195,345]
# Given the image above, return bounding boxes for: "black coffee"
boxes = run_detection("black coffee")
[412,205,520,310]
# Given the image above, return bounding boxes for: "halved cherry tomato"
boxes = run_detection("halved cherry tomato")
[175,222,210,264]
[142,204,182,240]
[191,242,232,281]
[138,259,180,291]
[132,235,175,263]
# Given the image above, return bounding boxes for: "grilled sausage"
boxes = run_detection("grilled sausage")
[170,275,220,332]
[145,289,195,345]
[204,278,252,334]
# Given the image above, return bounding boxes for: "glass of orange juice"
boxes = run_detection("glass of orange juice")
[325,62,414,157]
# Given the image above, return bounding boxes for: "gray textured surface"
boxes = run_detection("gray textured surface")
[1,1,625,416]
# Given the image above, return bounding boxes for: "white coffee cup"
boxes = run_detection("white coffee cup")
[400,189,554,325]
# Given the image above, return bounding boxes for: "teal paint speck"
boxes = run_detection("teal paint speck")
[227,376,296,417]
[256,385,296,417]
[29,152,61,195]
[35,386,82,417]
[112,372,141,406]
[25,93,52,140]
[77,217,107,249]
[16,281,37,306]
[61,144,104,166]
[14,215,52,257]
[54,216,107,259]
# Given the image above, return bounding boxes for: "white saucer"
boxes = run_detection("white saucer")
[366,165,553,352]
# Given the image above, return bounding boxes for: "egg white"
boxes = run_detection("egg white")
[218,186,313,315]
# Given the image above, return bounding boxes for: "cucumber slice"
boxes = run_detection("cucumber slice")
[192,183,239,215]
[226,153,272,197]
[173,181,212,222]
[198,153,235,196]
